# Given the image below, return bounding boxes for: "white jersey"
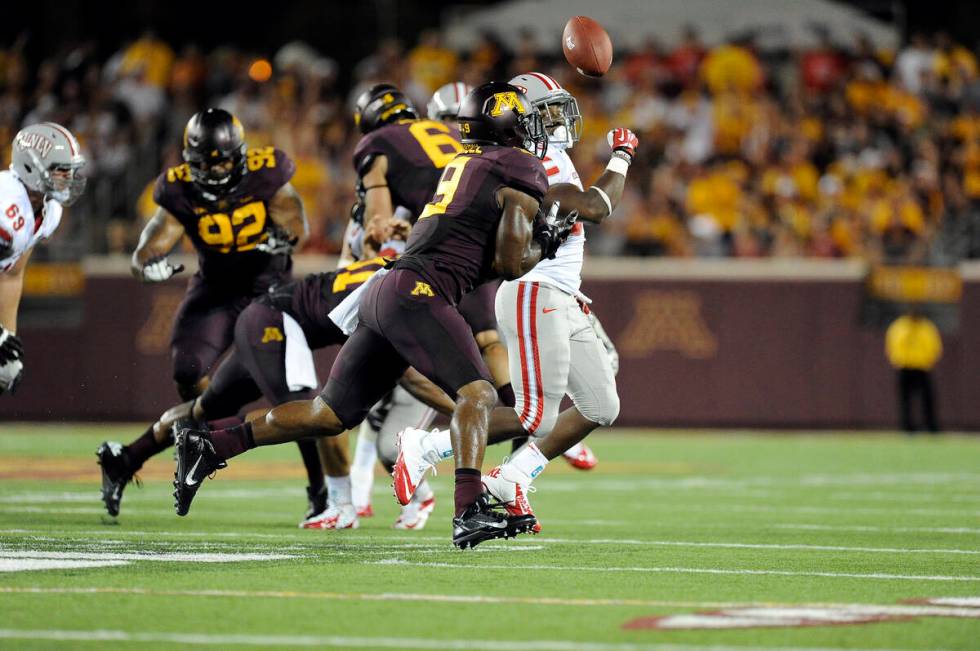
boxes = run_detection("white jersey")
[0,170,63,273]
[518,146,587,297]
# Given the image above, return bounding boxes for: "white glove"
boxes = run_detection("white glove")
[255,232,298,256]
[0,333,23,394]
[141,257,185,283]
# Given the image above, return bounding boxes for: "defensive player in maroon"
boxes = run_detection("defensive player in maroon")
[128,108,326,515]
[98,257,452,523]
[174,83,573,548]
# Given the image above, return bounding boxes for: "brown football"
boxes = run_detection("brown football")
[562,16,613,77]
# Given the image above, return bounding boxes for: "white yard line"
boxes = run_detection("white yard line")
[0,628,923,651]
[1,529,976,556]
[1,529,975,556]
[774,524,980,535]
[0,586,769,608]
[369,560,980,583]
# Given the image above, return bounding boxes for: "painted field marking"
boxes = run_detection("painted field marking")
[0,559,128,572]
[0,550,296,563]
[774,524,980,535]
[0,586,778,609]
[1,529,975,556]
[0,628,924,650]
[369,560,980,583]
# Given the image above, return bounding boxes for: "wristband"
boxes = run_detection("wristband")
[606,153,630,176]
[589,186,613,216]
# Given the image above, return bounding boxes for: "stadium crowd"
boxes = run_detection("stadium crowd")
[2,26,980,262]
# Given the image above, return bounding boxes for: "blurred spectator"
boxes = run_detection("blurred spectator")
[885,308,942,433]
[3,26,979,262]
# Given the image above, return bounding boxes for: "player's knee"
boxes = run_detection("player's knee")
[172,347,210,393]
[577,387,620,427]
[457,379,497,413]
[529,406,560,439]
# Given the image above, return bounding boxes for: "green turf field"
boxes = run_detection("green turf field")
[0,424,977,650]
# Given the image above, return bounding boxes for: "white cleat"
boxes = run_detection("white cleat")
[482,466,540,535]
[301,503,360,530]
[393,495,435,530]
[392,428,441,506]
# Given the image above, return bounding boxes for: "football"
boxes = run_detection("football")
[562,16,613,77]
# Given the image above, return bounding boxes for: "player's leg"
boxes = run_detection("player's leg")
[232,299,327,523]
[301,433,358,530]
[458,280,515,406]
[375,386,437,529]
[174,323,407,515]
[350,399,386,517]
[393,281,571,516]
[170,275,238,401]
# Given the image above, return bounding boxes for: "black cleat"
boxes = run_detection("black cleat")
[96,442,137,517]
[452,493,509,550]
[173,428,226,516]
[505,514,538,538]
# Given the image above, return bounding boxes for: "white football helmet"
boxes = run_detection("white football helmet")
[10,122,86,206]
[508,72,582,150]
[426,81,472,122]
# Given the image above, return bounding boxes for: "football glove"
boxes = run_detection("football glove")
[140,256,184,283]
[533,200,577,260]
[0,326,23,395]
[255,231,298,256]
[607,127,639,163]
[0,326,23,365]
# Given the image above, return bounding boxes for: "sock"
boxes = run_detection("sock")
[424,429,454,461]
[351,425,379,508]
[454,468,483,517]
[326,474,352,506]
[502,441,548,485]
[414,478,434,503]
[510,435,529,454]
[125,425,172,471]
[563,442,584,457]
[496,383,515,408]
[296,439,324,492]
[209,422,255,460]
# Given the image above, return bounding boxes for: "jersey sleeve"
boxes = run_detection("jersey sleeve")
[151,171,183,215]
[500,150,549,202]
[352,131,389,176]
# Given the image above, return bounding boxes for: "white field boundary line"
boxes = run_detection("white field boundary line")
[0,586,790,609]
[0,628,929,651]
[1,529,976,556]
[369,560,980,583]
[774,524,980,535]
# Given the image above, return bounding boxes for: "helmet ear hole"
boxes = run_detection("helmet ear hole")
[24,163,32,173]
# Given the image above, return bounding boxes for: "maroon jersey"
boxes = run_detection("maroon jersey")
[352,119,462,220]
[288,256,388,341]
[394,144,548,304]
[153,147,295,286]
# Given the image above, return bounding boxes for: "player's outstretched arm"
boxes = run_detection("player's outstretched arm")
[494,187,543,280]
[399,367,455,416]
[547,127,639,224]
[131,207,186,282]
[267,183,309,250]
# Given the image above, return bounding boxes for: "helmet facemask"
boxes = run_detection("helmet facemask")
[44,163,87,206]
[518,110,549,160]
[535,94,582,150]
[184,147,246,201]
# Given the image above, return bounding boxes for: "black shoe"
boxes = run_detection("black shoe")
[452,493,509,550]
[96,442,137,517]
[506,514,538,538]
[304,485,328,521]
[173,428,226,516]
[170,415,205,447]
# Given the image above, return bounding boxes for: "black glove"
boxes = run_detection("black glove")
[0,327,23,365]
[532,200,578,260]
